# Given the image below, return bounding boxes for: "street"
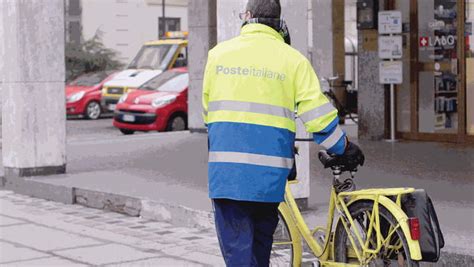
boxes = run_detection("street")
[0,190,224,266]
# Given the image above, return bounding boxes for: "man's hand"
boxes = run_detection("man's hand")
[339,141,365,171]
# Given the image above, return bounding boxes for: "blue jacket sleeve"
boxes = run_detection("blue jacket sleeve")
[312,117,346,155]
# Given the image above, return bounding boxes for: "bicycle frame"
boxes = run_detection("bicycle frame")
[278,179,422,266]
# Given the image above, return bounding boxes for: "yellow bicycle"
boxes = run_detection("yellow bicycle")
[270,151,422,267]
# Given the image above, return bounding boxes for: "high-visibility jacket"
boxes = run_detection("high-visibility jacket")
[202,23,346,202]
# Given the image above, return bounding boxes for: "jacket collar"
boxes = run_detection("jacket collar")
[240,23,284,42]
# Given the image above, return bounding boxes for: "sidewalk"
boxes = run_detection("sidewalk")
[0,190,224,266]
[1,126,473,265]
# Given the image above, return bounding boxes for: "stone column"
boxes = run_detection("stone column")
[357,0,386,140]
[0,0,66,181]
[188,0,217,132]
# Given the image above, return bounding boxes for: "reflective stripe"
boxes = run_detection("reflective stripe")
[208,100,294,120]
[320,126,344,149]
[209,151,294,169]
[299,102,336,123]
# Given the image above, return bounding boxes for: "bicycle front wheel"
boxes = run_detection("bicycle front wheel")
[334,200,419,267]
[270,205,301,266]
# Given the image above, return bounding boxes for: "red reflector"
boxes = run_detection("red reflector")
[409,217,420,240]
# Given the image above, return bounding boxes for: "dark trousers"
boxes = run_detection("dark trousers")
[212,198,280,267]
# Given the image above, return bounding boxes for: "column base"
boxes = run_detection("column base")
[4,165,66,179]
[295,197,308,211]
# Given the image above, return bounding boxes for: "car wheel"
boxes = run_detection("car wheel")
[84,101,102,120]
[166,114,187,132]
[119,129,135,135]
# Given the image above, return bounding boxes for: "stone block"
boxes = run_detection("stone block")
[4,177,74,204]
[140,199,214,230]
[0,0,65,83]
[74,189,142,217]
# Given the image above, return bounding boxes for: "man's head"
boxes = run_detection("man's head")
[242,0,281,20]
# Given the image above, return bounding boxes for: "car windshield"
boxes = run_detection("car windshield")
[128,44,177,70]
[140,72,189,93]
[68,71,110,86]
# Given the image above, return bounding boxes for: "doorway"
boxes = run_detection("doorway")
[397,0,471,142]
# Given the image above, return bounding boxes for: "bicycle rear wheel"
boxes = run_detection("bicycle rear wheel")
[334,201,419,267]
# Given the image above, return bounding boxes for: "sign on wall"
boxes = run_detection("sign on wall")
[378,35,403,59]
[379,61,403,84]
[378,11,402,34]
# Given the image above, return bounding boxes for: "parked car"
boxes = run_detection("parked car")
[113,68,188,135]
[102,32,188,113]
[66,71,117,120]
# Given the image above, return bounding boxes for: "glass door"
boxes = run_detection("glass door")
[417,0,460,134]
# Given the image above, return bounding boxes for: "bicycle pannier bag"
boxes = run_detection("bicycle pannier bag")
[401,189,444,262]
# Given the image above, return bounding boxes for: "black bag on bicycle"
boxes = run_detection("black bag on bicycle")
[401,189,444,262]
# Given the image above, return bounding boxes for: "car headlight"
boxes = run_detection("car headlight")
[67,91,85,103]
[118,93,129,103]
[151,95,176,108]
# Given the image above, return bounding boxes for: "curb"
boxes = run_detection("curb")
[2,176,214,230]
[1,176,473,265]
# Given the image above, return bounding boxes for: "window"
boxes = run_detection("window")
[158,17,181,38]
[128,44,178,70]
[68,71,112,87]
[140,72,189,92]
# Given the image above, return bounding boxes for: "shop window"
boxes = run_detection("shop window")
[395,0,411,133]
[467,0,474,135]
[418,0,459,134]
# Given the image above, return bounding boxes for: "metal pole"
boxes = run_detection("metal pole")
[162,0,166,36]
[390,83,396,141]
[388,33,397,142]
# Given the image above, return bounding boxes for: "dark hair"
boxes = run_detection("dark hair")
[246,0,281,18]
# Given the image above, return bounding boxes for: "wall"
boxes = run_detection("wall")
[81,0,188,63]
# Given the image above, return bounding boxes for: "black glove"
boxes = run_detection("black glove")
[339,141,365,171]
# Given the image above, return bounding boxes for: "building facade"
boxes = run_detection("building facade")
[67,0,188,64]
[357,0,474,143]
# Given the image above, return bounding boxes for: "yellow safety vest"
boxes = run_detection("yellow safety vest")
[202,23,344,202]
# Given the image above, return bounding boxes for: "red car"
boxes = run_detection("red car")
[113,68,188,135]
[66,71,116,119]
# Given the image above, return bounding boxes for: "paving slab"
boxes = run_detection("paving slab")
[5,256,88,266]
[0,241,48,264]
[112,256,205,267]
[0,224,102,251]
[0,215,23,226]
[54,243,158,265]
